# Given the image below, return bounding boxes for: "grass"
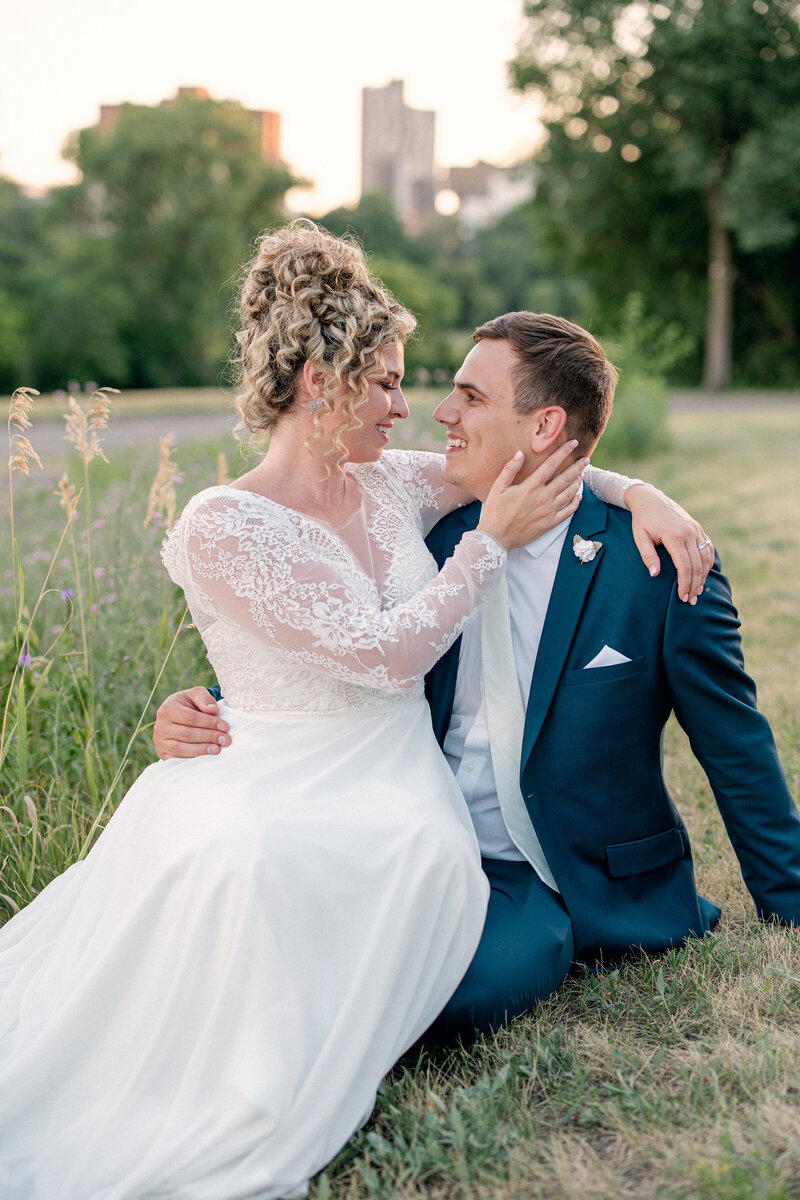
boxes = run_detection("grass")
[2,389,800,1198]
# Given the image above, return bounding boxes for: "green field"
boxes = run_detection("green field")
[2,392,800,1198]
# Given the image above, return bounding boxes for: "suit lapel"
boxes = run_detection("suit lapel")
[520,488,609,767]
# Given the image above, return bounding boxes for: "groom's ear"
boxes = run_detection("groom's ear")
[529,406,568,452]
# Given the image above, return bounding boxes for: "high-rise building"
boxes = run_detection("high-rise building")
[360,80,436,229]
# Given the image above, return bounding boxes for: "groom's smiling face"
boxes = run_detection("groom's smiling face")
[433,339,540,502]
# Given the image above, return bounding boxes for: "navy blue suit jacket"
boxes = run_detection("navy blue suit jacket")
[425,488,800,965]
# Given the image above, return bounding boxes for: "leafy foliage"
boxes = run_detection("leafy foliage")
[15,95,296,392]
[509,0,800,386]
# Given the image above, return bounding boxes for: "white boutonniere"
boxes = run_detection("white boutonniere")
[573,534,603,564]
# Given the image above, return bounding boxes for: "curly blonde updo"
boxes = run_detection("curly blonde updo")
[233,221,416,459]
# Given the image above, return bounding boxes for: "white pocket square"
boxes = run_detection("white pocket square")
[583,645,632,669]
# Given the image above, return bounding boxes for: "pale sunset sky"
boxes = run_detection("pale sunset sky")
[1,0,543,213]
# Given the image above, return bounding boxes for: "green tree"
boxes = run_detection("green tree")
[31,94,296,390]
[0,177,39,391]
[510,0,800,387]
[319,193,411,260]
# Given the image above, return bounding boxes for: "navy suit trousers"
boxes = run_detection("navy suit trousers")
[424,858,574,1044]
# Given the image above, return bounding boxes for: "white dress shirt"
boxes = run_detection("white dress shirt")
[442,512,573,871]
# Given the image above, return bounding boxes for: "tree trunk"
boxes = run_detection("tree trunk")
[702,187,734,390]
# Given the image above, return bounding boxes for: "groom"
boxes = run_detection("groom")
[153,312,800,1041]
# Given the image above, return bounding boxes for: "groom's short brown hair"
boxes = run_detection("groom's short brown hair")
[473,312,617,448]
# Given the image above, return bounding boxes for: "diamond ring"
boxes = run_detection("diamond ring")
[697,539,712,551]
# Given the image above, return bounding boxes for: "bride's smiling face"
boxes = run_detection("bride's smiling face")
[337,343,409,463]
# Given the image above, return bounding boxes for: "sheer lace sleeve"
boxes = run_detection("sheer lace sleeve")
[379,450,644,528]
[163,488,506,695]
[584,465,646,509]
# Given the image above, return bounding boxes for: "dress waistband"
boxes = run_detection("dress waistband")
[218,696,426,721]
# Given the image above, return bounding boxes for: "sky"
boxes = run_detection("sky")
[1,0,544,214]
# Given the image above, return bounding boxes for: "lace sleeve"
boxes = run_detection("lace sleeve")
[165,489,506,695]
[584,465,646,509]
[383,451,647,527]
[378,450,476,536]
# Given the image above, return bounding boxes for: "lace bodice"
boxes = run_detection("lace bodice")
[162,450,635,714]
[162,451,507,713]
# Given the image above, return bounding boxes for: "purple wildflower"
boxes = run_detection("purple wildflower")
[18,650,32,668]
[61,588,74,600]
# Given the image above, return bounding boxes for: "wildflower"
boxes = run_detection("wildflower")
[68,380,81,394]
[18,650,32,668]
[61,588,74,600]
[144,433,179,528]
[84,381,99,393]
[92,518,106,529]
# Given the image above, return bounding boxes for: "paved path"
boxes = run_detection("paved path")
[669,389,800,410]
[5,411,235,466]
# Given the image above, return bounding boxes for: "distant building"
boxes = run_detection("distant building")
[444,160,536,231]
[361,80,436,229]
[97,87,282,163]
[360,80,535,232]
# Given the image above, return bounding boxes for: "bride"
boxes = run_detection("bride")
[0,222,705,1199]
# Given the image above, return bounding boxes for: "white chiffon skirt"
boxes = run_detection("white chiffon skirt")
[0,698,488,1199]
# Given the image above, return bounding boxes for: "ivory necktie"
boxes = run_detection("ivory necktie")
[480,572,558,891]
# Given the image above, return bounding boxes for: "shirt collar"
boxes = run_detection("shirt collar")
[521,481,584,559]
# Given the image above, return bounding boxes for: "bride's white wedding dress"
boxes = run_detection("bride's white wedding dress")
[0,450,505,1200]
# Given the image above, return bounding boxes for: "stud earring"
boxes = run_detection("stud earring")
[308,396,324,415]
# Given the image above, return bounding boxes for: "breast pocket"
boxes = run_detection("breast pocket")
[564,656,644,687]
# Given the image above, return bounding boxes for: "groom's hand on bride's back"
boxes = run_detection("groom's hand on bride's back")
[153,688,231,759]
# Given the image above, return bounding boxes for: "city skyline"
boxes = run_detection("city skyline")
[2,0,543,214]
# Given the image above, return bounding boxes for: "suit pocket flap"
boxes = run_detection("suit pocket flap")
[605,827,685,878]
